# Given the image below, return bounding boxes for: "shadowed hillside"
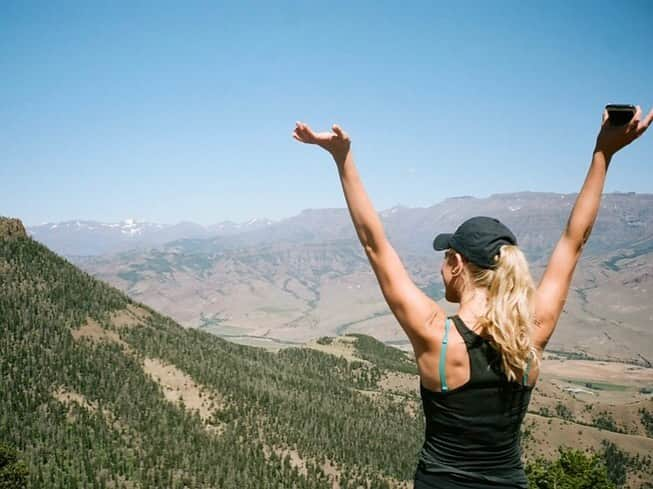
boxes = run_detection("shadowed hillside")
[1,222,423,488]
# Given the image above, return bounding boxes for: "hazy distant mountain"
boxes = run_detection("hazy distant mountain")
[28,193,653,260]
[207,217,276,235]
[73,192,653,364]
[187,192,652,264]
[27,217,276,256]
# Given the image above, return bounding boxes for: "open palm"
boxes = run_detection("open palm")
[293,122,351,163]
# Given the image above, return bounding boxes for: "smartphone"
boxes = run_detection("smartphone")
[606,104,636,126]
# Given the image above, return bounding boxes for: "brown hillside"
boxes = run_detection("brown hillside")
[0,217,27,239]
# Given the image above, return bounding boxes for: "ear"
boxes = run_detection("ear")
[451,252,465,276]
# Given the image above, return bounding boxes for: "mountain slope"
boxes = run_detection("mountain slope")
[1,227,422,488]
[78,233,653,364]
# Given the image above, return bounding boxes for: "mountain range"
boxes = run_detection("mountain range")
[28,192,653,261]
[31,192,653,366]
[27,217,277,256]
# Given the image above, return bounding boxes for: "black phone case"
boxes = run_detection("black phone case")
[606,104,635,126]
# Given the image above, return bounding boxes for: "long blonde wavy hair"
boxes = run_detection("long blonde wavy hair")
[463,244,539,383]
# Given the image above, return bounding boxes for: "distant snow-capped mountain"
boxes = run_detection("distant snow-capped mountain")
[207,218,276,234]
[36,219,165,235]
[26,192,653,259]
[27,217,276,257]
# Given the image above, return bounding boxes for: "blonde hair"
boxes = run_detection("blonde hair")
[464,245,539,383]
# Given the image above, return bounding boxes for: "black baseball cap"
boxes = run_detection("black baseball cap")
[433,216,517,269]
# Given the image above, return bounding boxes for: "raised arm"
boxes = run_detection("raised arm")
[533,106,653,351]
[293,122,444,349]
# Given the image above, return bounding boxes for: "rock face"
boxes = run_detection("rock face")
[0,217,27,239]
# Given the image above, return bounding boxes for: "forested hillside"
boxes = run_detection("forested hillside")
[1,231,423,488]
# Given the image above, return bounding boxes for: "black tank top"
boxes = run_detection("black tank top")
[416,315,533,489]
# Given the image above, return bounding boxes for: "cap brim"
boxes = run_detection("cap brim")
[433,233,453,251]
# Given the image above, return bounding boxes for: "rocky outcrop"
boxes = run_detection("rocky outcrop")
[0,217,27,239]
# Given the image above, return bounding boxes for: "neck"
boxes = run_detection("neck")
[456,286,488,329]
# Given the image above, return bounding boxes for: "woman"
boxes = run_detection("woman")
[293,106,652,488]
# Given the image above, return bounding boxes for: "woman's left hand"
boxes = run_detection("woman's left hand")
[293,122,351,164]
[595,105,653,158]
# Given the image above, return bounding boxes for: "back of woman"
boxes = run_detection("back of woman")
[293,105,652,488]
[417,316,533,488]
[415,215,538,488]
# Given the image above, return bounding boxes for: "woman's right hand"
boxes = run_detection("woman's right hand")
[595,105,653,158]
[293,122,352,164]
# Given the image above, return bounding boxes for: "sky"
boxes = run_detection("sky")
[2,1,652,226]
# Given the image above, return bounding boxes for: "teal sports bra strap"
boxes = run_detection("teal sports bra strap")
[439,318,451,392]
[522,353,531,386]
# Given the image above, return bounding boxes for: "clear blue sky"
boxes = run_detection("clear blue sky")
[2,1,652,226]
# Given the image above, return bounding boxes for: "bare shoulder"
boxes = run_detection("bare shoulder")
[364,240,447,348]
[397,294,446,349]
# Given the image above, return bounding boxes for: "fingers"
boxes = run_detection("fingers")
[292,121,350,146]
[628,105,642,132]
[296,121,312,135]
[293,121,315,143]
[332,124,349,141]
[637,107,653,136]
[292,121,304,142]
[601,109,609,126]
